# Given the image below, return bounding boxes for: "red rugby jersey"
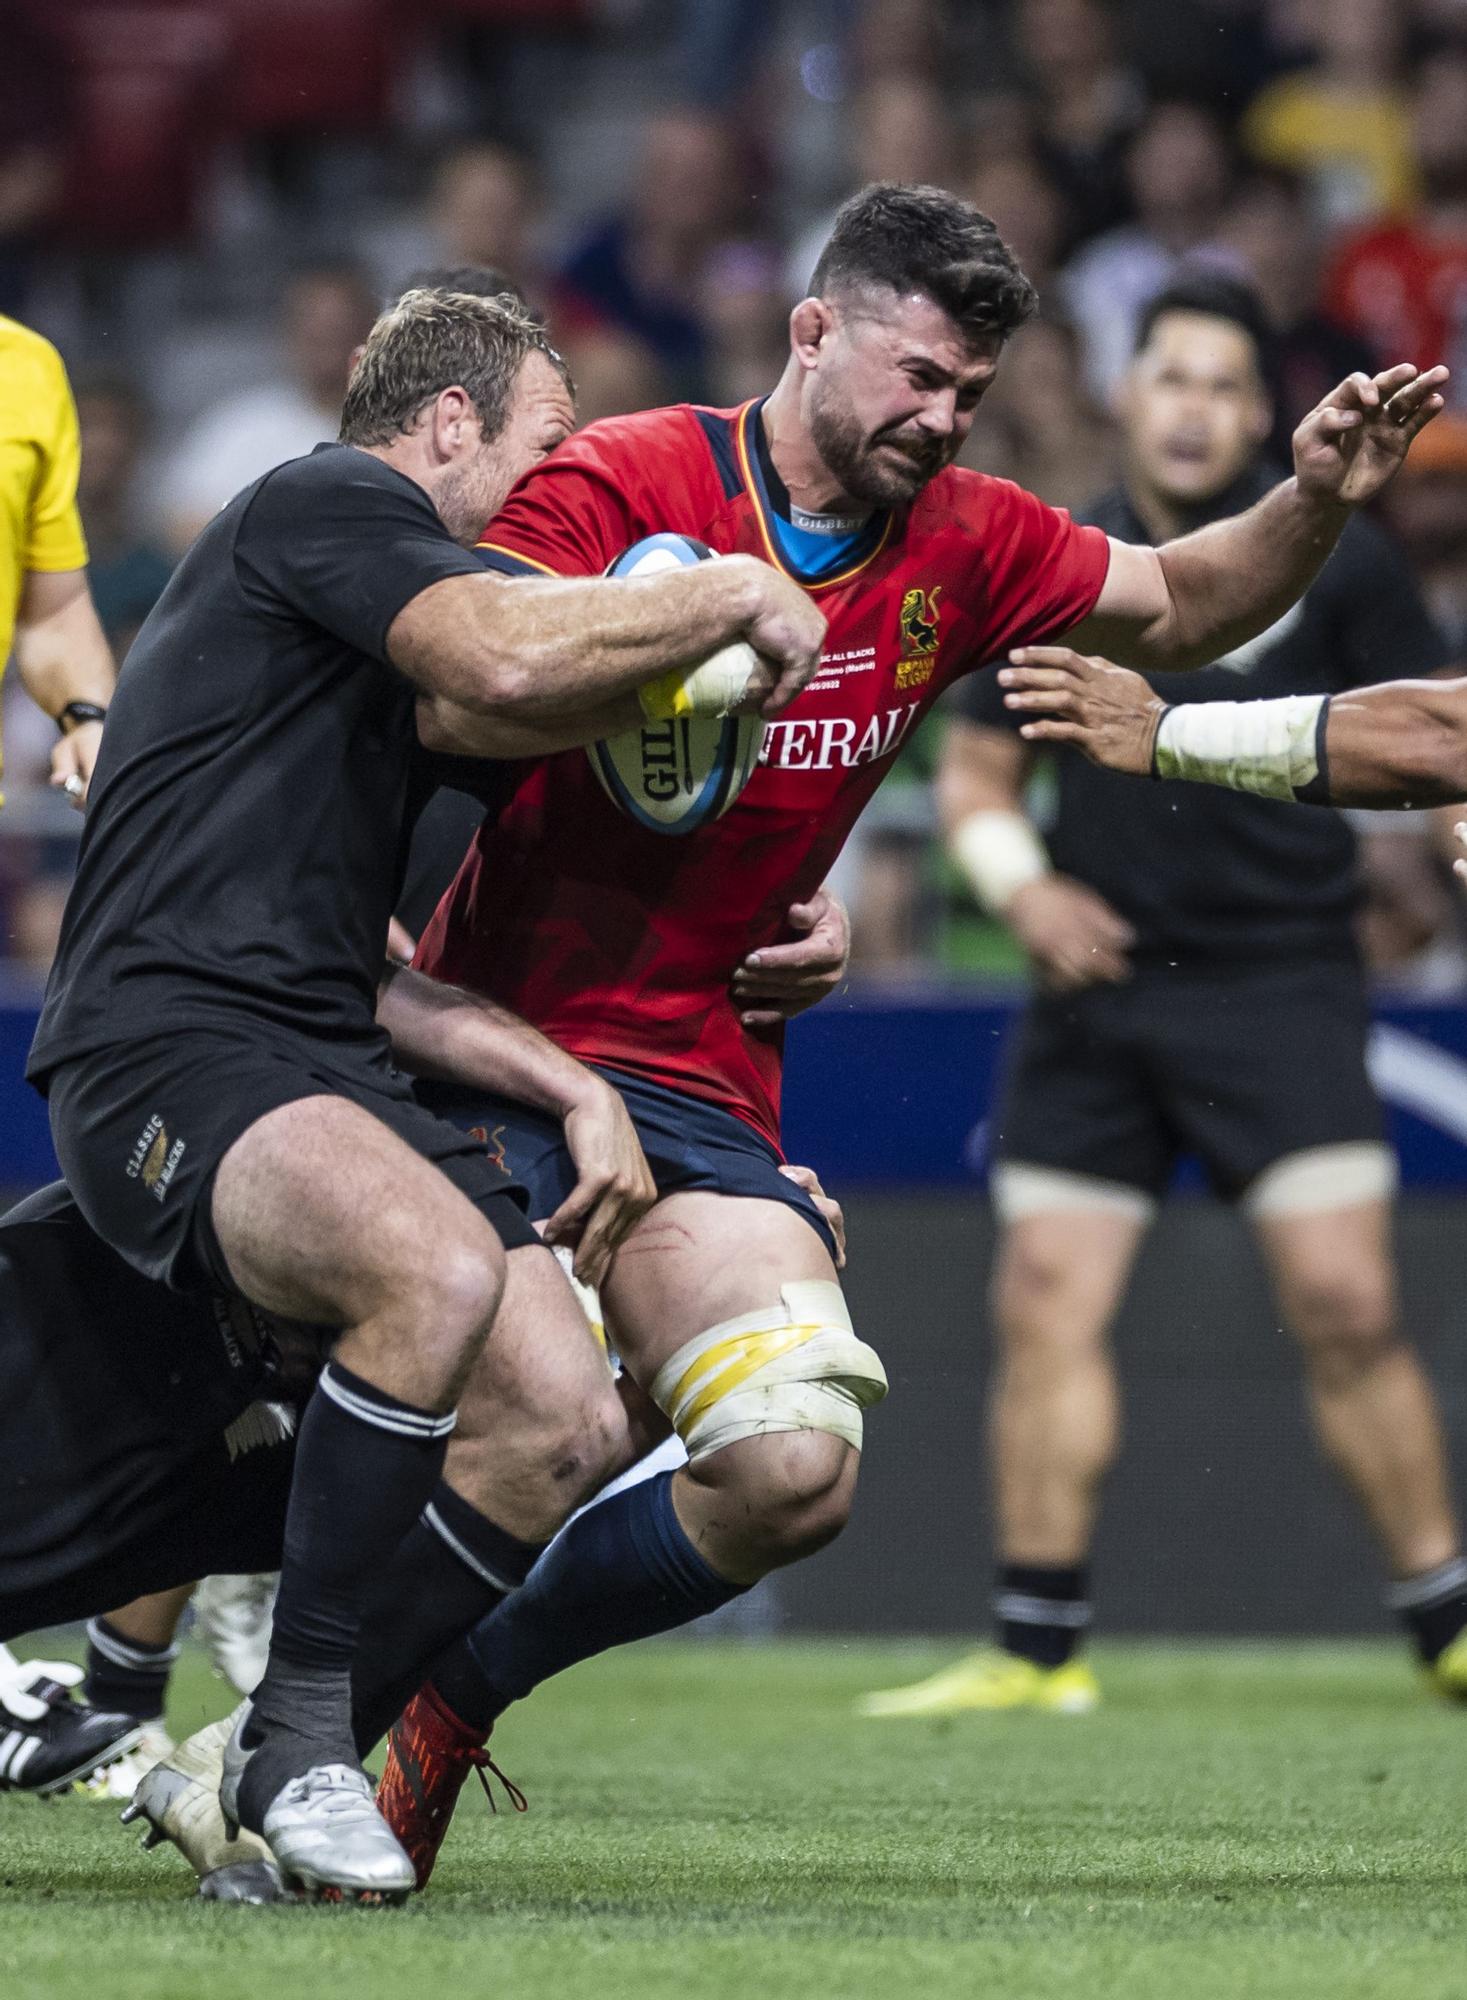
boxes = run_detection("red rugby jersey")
[414,399,1110,1148]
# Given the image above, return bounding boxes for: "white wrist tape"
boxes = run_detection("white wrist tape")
[1154,695,1326,802]
[950,810,1050,914]
[638,639,760,721]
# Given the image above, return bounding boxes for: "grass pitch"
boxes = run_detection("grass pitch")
[2,1638,1465,2000]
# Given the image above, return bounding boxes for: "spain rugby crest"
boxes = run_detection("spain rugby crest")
[896,585,941,688]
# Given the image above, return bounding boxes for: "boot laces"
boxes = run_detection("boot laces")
[466,1745,527,1815]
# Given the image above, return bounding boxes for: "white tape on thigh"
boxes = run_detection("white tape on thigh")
[1242,1142,1398,1218]
[649,1280,888,1463]
[552,1243,609,1355]
[991,1162,1156,1225]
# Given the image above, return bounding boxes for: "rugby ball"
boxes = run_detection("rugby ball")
[589,534,766,836]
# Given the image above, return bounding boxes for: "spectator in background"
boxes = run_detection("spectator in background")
[1063,99,1245,399]
[0,3,71,317]
[967,151,1072,310]
[422,139,545,309]
[555,325,670,428]
[1010,0,1146,248]
[555,108,747,401]
[786,75,960,300]
[72,375,173,662]
[1242,0,1415,229]
[1322,48,1467,405]
[961,314,1114,514]
[1225,165,1380,463]
[1380,414,1467,653]
[160,259,378,552]
[703,239,795,408]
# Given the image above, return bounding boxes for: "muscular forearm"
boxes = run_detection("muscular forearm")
[376,963,600,1116]
[14,570,116,718]
[417,688,643,759]
[1320,680,1467,807]
[390,560,765,723]
[1149,480,1349,670]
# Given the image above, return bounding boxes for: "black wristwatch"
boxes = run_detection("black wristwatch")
[57,701,108,734]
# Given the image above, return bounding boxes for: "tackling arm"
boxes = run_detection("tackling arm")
[375,965,656,1283]
[393,557,825,757]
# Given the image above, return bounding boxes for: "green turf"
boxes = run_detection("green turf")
[3,1638,1465,2000]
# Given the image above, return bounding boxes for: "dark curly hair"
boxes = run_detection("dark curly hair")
[808,182,1038,343]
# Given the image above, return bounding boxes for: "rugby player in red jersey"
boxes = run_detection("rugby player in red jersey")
[381,183,1447,1883]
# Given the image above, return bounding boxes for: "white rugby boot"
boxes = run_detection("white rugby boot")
[192,1573,277,1696]
[121,1715,283,1903]
[79,1720,176,1803]
[220,1702,415,1904]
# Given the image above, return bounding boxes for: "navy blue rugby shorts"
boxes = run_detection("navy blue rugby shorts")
[414,1062,839,1263]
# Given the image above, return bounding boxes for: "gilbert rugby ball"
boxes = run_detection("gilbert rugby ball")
[588,534,766,835]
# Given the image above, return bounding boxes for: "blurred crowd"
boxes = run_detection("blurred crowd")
[4,0,1467,988]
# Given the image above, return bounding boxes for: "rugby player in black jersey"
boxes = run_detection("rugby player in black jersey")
[865,275,1467,1719]
[23,287,825,1898]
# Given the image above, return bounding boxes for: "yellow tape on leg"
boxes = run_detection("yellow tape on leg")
[649,1280,888,1463]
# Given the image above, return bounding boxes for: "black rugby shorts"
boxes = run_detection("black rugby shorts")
[47,1024,540,1293]
[992,955,1385,1202]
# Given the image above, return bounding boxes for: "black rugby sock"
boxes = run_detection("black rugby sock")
[83,1617,178,1725]
[351,1483,546,1754]
[995,1562,1092,1670]
[240,1361,455,1824]
[1387,1556,1467,1664]
[426,1470,746,1736]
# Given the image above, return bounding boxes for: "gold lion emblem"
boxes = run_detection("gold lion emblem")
[899,585,942,658]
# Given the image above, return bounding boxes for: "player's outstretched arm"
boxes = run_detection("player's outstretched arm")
[377,965,655,1282]
[1064,364,1449,673]
[392,556,825,758]
[1000,647,1467,808]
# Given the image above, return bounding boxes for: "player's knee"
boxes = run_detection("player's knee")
[1289,1270,1398,1384]
[996,1242,1106,1355]
[412,1234,506,1365]
[734,1432,859,1570]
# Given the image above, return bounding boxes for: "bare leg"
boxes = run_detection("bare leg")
[989,1206,1146,1565]
[101,1587,194,1651]
[1254,1197,1460,1579]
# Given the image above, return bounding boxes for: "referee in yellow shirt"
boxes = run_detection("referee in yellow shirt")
[1,314,116,808]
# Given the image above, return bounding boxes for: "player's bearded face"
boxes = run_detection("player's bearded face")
[806,303,998,509]
[808,378,953,507]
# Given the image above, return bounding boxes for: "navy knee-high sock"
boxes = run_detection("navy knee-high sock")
[430,1471,745,1734]
[351,1483,546,1753]
[83,1618,179,1725]
[240,1361,455,1824]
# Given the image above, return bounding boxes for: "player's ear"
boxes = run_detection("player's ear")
[790,297,833,368]
[433,385,474,454]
